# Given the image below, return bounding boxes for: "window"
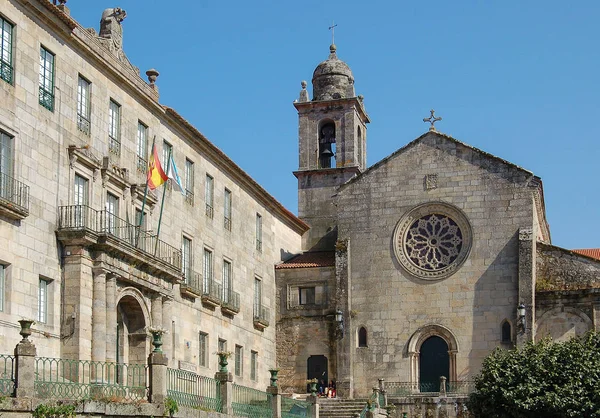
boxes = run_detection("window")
[222,259,232,302]
[250,351,258,381]
[182,236,192,283]
[135,208,146,230]
[224,188,232,231]
[0,131,14,200]
[106,192,119,235]
[235,345,243,376]
[203,248,213,292]
[205,175,214,218]
[136,122,148,172]
[38,278,49,323]
[108,100,121,156]
[162,140,172,190]
[358,327,368,347]
[218,338,227,353]
[198,332,208,367]
[0,264,5,312]
[77,76,91,134]
[39,47,55,111]
[0,17,14,84]
[299,287,315,305]
[185,159,194,205]
[253,277,262,318]
[501,320,512,343]
[73,174,89,227]
[255,213,262,252]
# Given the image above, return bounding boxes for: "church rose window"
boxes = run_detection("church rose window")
[394,203,472,280]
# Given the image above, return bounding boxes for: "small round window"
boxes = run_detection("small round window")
[393,203,472,280]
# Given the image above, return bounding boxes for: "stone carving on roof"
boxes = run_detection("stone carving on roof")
[93,8,139,74]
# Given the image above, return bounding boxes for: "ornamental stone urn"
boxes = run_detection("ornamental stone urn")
[269,368,279,387]
[149,329,165,353]
[18,319,35,342]
[217,352,231,373]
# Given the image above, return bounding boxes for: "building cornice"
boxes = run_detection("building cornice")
[294,97,370,123]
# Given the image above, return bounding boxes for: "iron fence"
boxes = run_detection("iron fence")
[385,381,474,396]
[35,357,148,401]
[232,384,272,418]
[58,205,182,270]
[166,368,221,412]
[0,355,15,397]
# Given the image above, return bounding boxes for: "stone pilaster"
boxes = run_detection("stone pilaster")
[92,267,107,366]
[266,385,281,418]
[307,394,319,418]
[215,371,233,416]
[594,304,600,331]
[105,274,117,363]
[148,352,169,404]
[151,294,163,328]
[162,296,173,361]
[15,340,37,398]
[335,238,353,398]
[517,227,536,346]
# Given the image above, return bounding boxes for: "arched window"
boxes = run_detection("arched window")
[358,327,367,347]
[318,121,336,168]
[501,320,512,343]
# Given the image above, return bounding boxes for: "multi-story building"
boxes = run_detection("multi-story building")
[0,0,306,388]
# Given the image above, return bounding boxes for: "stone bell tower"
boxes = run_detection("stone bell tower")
[294,44,370,251]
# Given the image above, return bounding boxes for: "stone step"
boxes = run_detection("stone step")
[318,399,369,418]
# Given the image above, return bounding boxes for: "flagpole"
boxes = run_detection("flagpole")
[154,147,172,255]
[137,135,155,248]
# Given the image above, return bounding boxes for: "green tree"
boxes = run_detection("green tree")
[468,331,600,418]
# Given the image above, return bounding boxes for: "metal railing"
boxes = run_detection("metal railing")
[0,170,30,214]
[185,190,194,205]
[222,288,240,313]
[232,384,272,418]
[166,368,221,412]
[77,114,90,135]
[202,277,222,304]
[0,60,13,84]
[35,357,148,401]
[109,136,121,157]
[58,205,182,270]
[182,271,202,295]
[0,355,15,397]
[224,216,231,231]
[253,305,270,327]
[281,396,311,418]
[385,381,474,396]
[137,156,147,173]
[205,204,213,219]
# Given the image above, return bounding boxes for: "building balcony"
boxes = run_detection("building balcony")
[253,305,270,330]
[180,271,202,299]
[201,278,222,308]
[0,171,30,220]
[221,289,240,315]
[57,205,182,281]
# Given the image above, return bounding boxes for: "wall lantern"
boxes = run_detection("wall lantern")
[517,303,526,332]
[335,310,344,339]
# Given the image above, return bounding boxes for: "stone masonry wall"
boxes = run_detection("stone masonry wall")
[536,242,600,291]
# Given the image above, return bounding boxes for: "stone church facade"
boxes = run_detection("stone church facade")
[275,42,600,398]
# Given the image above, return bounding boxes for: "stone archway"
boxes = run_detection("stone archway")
[407,324,459,388]
[116,288,149,368]
[536,307,593,342]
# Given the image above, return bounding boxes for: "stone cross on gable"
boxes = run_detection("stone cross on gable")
[329,22,338,45]
[423,109,442,131]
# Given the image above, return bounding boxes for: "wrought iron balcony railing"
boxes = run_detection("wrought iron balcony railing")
[221,288,240,315]
[253,305,270,328]
[0,171,30,218]
[109,136,121,157]
[201,278,222,307]
[58,205,182,270]
[181,271,202,298]
[77,114,90,135]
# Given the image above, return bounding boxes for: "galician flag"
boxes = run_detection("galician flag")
[167,154,186,195]
[147,144,168,190]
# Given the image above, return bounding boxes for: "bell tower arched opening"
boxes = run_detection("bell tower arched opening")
[318,121,336,168]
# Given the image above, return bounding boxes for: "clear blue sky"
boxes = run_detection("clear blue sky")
[68,1,599,249]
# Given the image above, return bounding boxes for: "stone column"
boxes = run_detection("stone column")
[148,351,169,404]
[372,387,381,408]
[267,385,281,418]
[105,274,117,363]
[15,323,37,398]
[307,394,319,418]
[151,294,163,328]
[162,297,173,362]
[517,227,536,346]
[92,267,107,366]
[215,370,233,416]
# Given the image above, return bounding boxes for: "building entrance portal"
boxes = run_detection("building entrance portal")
[307,355,328,391]
[116,295,148,368]
[419,336,449,392]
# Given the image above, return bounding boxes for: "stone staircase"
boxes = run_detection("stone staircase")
[318,398,369,418]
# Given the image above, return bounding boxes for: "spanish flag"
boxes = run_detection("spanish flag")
[147,144,168,190]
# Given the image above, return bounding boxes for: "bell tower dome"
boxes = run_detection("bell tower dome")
[293,44,370,251]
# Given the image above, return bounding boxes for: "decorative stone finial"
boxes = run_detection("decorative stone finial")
[299,80,309,103]
[423,109,442,132]
[330,44,337,53]
[146,68,159,86]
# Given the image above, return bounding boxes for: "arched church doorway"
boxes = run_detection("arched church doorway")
[116,294,148,370]
[307,355,328,392]
[419,336,449,392]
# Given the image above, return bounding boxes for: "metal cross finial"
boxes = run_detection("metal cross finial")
[423,109,442,131]
[329,21,338,45]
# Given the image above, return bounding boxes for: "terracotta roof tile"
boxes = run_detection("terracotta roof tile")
[572,249,600,261]
[276,251,335,269]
